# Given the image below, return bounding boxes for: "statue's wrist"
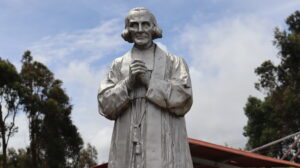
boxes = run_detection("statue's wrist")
[125,77,134,91]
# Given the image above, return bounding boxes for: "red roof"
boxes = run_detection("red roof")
[189,138,300,167]
[93,138,300,168]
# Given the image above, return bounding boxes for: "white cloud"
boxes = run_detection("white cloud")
[179,15,279,148]
[90,126,113,162]
[56,61,104,91]
[30,18,125,65]
[9,113,29,149]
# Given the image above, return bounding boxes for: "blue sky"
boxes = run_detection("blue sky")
[1,0,300,162]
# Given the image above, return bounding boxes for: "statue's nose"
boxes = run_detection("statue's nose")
[137,23,143,32]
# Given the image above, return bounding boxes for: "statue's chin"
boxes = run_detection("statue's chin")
[134,40,152,49]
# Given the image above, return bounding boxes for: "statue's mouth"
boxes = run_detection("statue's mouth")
[135,33,149,39]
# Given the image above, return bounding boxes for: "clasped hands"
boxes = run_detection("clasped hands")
[126,60,150,89]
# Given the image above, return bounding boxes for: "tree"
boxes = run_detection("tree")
[243,11,300,161]
[20,51,83,167]
[41,80,83,168]
[7,148,31,168]
[0,59,21,168]
[78,143,98,168]
[20,50,54,167]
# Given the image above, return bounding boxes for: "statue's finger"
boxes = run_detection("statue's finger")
[131,59,145,64]
[132,68,146,73]
[132,69,146,75]
[130,62,147,69]
[130,64,147,70]
[131,67,147,73]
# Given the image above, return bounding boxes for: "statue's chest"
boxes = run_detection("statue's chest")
[119,46,167,81]
[131,48,154,70]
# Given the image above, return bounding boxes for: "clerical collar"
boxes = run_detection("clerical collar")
[131,43,156,70]
[133,42,154,51]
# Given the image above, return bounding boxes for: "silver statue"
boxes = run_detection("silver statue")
[98,7,193,168]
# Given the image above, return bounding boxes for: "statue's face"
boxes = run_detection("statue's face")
[128,12,154,47]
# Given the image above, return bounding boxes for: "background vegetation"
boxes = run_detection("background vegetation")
[0,52,98,168]
[244,10,300,162]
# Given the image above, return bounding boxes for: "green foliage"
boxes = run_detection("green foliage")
[41,82,83,168]
[20,51,54,168]
[0,59,19,88]
[78,143,98,168]
[0,51,89,168]
[7,148,31,168]
[19,51,83,168]
[0,58,21,168]
[243,11,300,160]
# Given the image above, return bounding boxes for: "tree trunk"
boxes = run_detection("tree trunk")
[0,104,8,168]
[2,139,7,168]
[30,117,38,168]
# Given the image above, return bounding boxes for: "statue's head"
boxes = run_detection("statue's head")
[122,7,162,47]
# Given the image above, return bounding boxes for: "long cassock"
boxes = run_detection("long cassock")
[98,44,194,168]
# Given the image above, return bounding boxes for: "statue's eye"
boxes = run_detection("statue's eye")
[129,22,138,28]
[142,22,151,29]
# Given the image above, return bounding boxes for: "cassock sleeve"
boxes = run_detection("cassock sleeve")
[146,55,193,116]
[97,59,131,120]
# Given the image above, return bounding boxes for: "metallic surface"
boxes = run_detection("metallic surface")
[98,7,193,168]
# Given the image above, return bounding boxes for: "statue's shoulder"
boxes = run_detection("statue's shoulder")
[165,51,187,67]
[114,52,127,62]
[155,44,179,61]
[111,51,130,67]
[154,45,183,62]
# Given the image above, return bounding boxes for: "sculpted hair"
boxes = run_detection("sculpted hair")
[121,7,163,43]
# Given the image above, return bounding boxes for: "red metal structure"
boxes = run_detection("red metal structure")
[92,138,300,168]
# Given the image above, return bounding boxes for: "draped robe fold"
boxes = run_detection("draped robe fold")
[98,44,194,168]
